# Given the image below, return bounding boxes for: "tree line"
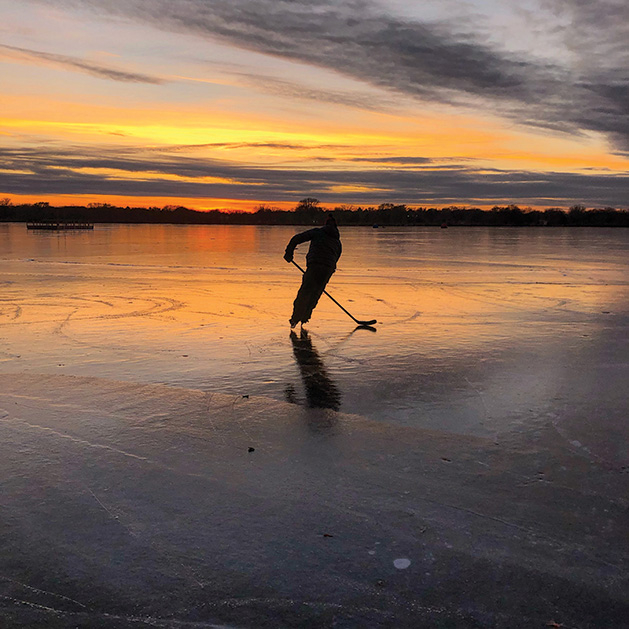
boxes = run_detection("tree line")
[1,197,627,227]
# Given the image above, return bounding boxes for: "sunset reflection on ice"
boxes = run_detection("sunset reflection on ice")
[0,223,627,453]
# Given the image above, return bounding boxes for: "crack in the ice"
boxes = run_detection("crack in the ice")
[0,576,87,609]
[204,393,228,446]
[6,393,132,419]
[2,415,150,462]
[415,493,623,570]
[80,483,209,590]
[0,595,66,615]
[84,485,137,537]
[0,596,227,626]
[0,589,578,627]
[464,376,490,426]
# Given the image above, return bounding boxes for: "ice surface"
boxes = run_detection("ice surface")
[0,373,627,627]
[0,223,628,626]
[1,225,627,442]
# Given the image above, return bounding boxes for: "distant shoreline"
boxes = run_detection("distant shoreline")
[8,221,629,229]
[1,201,628,227]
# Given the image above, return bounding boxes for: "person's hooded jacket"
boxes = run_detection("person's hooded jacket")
[284,221,342,270]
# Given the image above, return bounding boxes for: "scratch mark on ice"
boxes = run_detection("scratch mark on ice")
[0,595,237,626]
[204,393,227,446]
[0,576,87,609]
[2,415,149,462]
[83,485,137,538]
[53,307,79,334]
[0,595,66,615]
[464,376,490,423]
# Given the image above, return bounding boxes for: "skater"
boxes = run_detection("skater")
[284,214,342,327]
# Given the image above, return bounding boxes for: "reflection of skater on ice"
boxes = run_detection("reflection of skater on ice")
[284,214,342,327]
[288,328,341,411]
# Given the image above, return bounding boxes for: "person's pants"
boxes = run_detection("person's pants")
[291,263,335,324]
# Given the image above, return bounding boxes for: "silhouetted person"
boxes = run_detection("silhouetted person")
[289,329,341,411]
[284,214,342,327]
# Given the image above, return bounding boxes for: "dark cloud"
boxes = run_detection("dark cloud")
[350,156,434,165]
[1,145,627,207]
[234,72,400,112]
[149,141,363,153]
[536,0,629,148]
[29,0,628,149]
[0,43,165,83]
[543,0,628,49]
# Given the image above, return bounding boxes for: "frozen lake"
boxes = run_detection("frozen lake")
[1,223,627,447]
[1,222,628,627]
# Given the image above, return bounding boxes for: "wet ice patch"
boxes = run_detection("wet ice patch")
[393,558,411,570]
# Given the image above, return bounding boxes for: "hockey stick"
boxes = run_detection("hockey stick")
[291,260,377,326]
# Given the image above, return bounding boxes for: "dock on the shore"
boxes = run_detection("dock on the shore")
[26,221,94,230]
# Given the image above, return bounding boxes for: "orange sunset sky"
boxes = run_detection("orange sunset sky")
[1,0,628,211]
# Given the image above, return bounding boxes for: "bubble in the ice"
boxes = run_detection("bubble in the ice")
[393,558,411,569]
